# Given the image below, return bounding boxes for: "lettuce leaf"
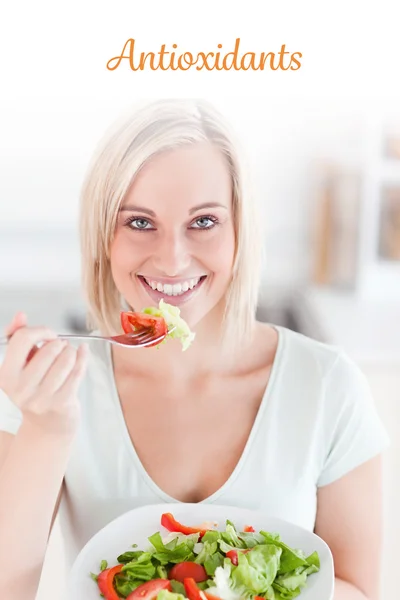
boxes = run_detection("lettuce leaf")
[121,551,156,580]
[157,591,187,600]
[148,532,196,565]
[230,545,282,595]
[143,300,195,351]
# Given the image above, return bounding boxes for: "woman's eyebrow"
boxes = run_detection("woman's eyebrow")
[119,202,228,216]
[189,202,228,214]
[119,205,155,216]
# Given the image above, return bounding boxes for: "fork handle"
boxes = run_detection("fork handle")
[57,334,97,342]
[0,334,100,346]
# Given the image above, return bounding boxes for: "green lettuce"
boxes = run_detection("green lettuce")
[143,300,195,351]
[157,591,187,600]
[121,551,156,579]
[195,540,225,576]
[114,574,143,598]
[148,531,196,564]
[231,545,282,596]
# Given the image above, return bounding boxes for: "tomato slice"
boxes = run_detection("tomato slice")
[120,311,167,347]
[161,513,209,538]
[243,525,255,532]
[97,565,123,600]
[126,579,172,600]
[169,562,208,583]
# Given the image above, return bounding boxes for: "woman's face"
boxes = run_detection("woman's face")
[110,142,235,328]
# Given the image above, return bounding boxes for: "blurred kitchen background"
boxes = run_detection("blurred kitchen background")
[1,95,399,598]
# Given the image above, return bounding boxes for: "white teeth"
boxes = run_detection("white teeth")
[163,284,173,295]
[143,276,203,296]
[171,283,183,295]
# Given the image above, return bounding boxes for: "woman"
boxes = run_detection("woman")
[0,99,389,600]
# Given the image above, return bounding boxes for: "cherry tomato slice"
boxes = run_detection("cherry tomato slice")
[120,311,167,347]
[169,562,208,583]
[126,578,172,600]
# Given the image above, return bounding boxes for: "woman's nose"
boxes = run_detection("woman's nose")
[152,231,191,276]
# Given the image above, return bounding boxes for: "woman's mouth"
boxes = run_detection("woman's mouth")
[137,275,207,306]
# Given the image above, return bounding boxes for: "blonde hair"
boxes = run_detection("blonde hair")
[80,98,262,350]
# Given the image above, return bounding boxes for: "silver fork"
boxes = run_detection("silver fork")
[0,327,175,349]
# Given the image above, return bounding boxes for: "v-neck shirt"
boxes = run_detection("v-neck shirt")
[0,325,390,573]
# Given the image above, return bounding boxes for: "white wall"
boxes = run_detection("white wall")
[0,95,373,290]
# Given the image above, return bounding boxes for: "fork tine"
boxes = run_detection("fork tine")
[129,328,151,338]
[113,327,167,347]
[134,330,156,342]
[138,326,175,346]
[138,331,166,345]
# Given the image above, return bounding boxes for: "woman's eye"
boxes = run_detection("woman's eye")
[128,218,154,230]
[191,216,216,229]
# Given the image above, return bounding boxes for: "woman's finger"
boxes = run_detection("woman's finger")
[4,312,27,337]
[39,345,78,394]
[4,326,58,376]
[58,344,89,398]
[21,339,68,389]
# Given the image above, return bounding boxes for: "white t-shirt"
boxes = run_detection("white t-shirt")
[0,325,390,572]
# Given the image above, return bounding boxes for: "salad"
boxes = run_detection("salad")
[121,300,195,352]
[91,513,320,600]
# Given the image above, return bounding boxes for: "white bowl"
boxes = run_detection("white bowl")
[68,503,334,600]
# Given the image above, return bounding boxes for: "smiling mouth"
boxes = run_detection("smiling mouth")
[138,275,207,297]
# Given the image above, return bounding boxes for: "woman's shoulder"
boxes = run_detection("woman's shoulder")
[257,321,343,376]
[271,323,374,404]
[274,325,351,375]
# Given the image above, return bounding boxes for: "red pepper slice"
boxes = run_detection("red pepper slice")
[183,578,206,600]
[183,578,223,600]
[243,525,255,532]
[97,564,123,600]
[161,513,209,538]
[204,594,223,600]
[226,549,251,566]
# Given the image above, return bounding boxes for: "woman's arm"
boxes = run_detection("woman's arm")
[0,421,74,599]
[314,455,384,600]
[0,317,88,599]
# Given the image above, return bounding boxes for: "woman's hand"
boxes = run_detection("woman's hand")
[0,312,88,435]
